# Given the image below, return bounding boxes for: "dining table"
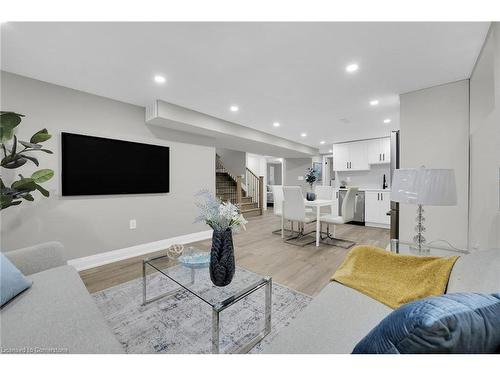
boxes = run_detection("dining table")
[281,199,335,247]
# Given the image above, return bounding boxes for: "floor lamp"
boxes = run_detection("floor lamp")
[391,167,457,251]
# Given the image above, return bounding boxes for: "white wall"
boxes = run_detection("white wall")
[216,148,246,179]
[246,153,268,209]
[399,80,470,249]
[469,23,500,250]
[1,72,215,260]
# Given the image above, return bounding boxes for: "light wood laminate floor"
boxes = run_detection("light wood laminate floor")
[80,211,390,297]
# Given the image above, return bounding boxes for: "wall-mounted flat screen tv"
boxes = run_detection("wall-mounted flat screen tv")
[62,133,170,196]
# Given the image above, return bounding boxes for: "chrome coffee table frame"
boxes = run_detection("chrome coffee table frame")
[142,254,272,354]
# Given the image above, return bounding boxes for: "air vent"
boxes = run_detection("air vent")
[339,118,350,124]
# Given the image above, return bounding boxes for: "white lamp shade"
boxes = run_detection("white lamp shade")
[391,169,419,204]
[391,168,457,206]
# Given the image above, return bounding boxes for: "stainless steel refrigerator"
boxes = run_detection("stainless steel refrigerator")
[389,130,400,239]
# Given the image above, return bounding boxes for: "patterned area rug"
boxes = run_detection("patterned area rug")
[92,266,311,354]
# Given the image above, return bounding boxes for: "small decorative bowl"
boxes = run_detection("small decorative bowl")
[178,248,210,268]
[166,244,184,259]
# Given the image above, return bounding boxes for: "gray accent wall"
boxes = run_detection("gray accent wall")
[267,163,282,185]
[1,72,215,260]
[284,158,312,192]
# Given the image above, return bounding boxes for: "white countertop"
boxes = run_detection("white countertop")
[337,187,390,192]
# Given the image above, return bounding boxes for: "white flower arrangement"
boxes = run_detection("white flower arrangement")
[194,189,248,232]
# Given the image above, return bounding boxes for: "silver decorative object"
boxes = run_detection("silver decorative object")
[166,243,184,259]
[412,205,429,252]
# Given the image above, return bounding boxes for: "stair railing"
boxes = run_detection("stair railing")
[245,167,264,215]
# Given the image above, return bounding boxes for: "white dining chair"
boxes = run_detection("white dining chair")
[314,185,335,214]
[282,186,316,246]
[271,185,288,235]
[318,187,358,248]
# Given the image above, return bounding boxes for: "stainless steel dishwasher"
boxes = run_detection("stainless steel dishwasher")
[338,190,365,225]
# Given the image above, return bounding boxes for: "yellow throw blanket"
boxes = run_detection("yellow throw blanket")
[332,245,459,309]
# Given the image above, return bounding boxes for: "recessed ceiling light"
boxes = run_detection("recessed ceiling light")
[230,105,239,112]
[273,122,280,127]
[154,75,166,84]
[370,100,379,106]
[328,149,333,153]
[300,133,307,137]
[320,141,326,145]
[345,63,359,73]
[383,118,392,124]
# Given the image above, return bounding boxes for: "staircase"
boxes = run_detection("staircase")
[216,155,263,218]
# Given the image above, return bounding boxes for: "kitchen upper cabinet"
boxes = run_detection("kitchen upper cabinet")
[332,143,349,171]
[368,137,391,165]
[332,141,369,171]
[365,191,391,227]
[349,141,369,170]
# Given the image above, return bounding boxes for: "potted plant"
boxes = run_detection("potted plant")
[304,167,318,201]
[1,112,54,210]
[194,190,247,286]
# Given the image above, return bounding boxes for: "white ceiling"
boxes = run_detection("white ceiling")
[1,22,490,153]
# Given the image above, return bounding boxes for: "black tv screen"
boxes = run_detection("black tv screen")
[62,133,169,196]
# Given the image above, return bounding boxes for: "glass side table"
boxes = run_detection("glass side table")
[142,250,272,354]
[389,239,470,257]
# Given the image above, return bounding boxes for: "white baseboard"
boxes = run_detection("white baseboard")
[68,230,212,271]
[365,222,390,229]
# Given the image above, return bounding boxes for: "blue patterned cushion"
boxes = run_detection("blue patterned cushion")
[1,253,33,307]
[353,293,500,354]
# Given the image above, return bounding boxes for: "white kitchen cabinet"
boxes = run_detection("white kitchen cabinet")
[381,138,391,162]
[332,141,369,171]
[349,141,370,170]
[368,137,391,165]
[365,191,391,227]
[332,143,349,171]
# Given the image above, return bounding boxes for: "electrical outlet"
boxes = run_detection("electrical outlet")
[129,219,137,229]
[298,176,304,181]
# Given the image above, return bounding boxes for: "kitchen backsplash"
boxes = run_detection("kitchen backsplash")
[334,164,390,189]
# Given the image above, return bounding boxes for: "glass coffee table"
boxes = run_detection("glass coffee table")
[142,250,272,354]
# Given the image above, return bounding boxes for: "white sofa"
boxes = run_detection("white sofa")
[262,249,500,353]
[1,242,124,354]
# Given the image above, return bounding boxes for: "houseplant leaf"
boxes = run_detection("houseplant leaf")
[0,112,23,142]
[1,195,22,209]
[11,177,37,192]
[20,154,40,167]
[19,140,43,149]
[21,193,34,201]
[35,183,50,197]
[11,135,17,155]
[30,129,51,144]
[1,155,28,169]
[31,169,54,183]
